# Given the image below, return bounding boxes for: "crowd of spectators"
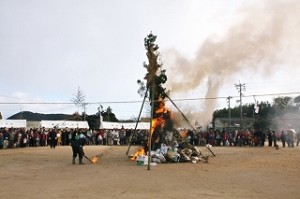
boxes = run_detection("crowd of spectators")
[184,128,300,148]
[0,126,146,149]
[1,126,299,149]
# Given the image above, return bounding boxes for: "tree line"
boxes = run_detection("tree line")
[212,96,300,130]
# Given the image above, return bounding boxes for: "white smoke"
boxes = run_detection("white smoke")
[165,0,300,126]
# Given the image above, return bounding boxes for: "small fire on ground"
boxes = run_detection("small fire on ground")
[91,156,99,164]
[130,147,145,160]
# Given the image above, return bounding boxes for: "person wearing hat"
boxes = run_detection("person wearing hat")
[71,133,86,164]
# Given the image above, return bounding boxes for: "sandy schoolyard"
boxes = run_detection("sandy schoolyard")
[0,144,299,199]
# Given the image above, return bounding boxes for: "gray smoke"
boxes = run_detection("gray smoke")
[165,0,300,126]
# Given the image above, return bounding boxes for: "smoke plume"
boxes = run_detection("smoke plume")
[165,0,300,126]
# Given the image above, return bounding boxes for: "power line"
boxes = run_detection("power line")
[245,80,300,87]
[0,91,299,105]
[220,80,300,92]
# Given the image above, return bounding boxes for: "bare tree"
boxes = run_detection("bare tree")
[71,87,86,116]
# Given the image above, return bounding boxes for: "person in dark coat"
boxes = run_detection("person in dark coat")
[272,131,277,147]
[267,130,272,147]
[281,130,287,148]
[48,128,57,148]
[71,133,86,164]
[260,130,266,147]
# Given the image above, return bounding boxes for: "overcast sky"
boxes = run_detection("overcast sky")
[0,0,299,121]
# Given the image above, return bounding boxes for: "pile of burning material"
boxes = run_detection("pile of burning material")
[130,140,211,165]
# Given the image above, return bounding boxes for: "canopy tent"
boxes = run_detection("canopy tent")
[40,120,89,129]
[0,120,27,128]
[100,122,149,130]
[0,119,149,130]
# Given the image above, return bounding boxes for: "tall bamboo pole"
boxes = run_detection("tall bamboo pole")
[165,93,198,134]
[147,81,155,170]
[125,87,148,156]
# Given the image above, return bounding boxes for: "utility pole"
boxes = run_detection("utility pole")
[235,81,246,128]
[82,103,88,121]
[98,105,103,129]
[227,96,232,128]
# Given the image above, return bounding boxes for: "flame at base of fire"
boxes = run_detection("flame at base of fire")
[91,156,99,164]
[129,141,214,164]
[130,147,146,160]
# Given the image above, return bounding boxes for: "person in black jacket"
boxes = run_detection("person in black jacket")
[281,130,287,148]
[71,133,86,165]
[48,128,57,148]
[267,130,273,147]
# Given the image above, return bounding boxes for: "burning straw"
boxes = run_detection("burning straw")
[84,153,103,164]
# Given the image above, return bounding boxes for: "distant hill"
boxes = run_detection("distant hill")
[8,111,77,121]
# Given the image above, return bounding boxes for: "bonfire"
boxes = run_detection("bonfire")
[128,33,213,165]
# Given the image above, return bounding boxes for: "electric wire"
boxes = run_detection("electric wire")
[0,91,299,105]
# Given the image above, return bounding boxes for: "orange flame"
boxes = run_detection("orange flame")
[130,147,146,160]
[91,156,99,164]
[151,99,170,134]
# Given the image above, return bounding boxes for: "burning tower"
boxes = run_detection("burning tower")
[138,32,175,151]
[130,33,211,164]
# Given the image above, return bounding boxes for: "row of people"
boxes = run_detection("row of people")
[184,128,300,147]
[1,127,300,149]
[0,127,143,149]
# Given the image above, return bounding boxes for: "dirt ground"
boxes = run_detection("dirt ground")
[0,144,299,199]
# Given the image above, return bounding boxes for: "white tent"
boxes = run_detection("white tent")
[0,120,27,128]
[100,122,149,130]
[40,120,89,129]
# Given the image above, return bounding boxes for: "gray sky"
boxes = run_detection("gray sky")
[0,0,299,122]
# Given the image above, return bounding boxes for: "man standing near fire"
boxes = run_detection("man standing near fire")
[71,132,86,164]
